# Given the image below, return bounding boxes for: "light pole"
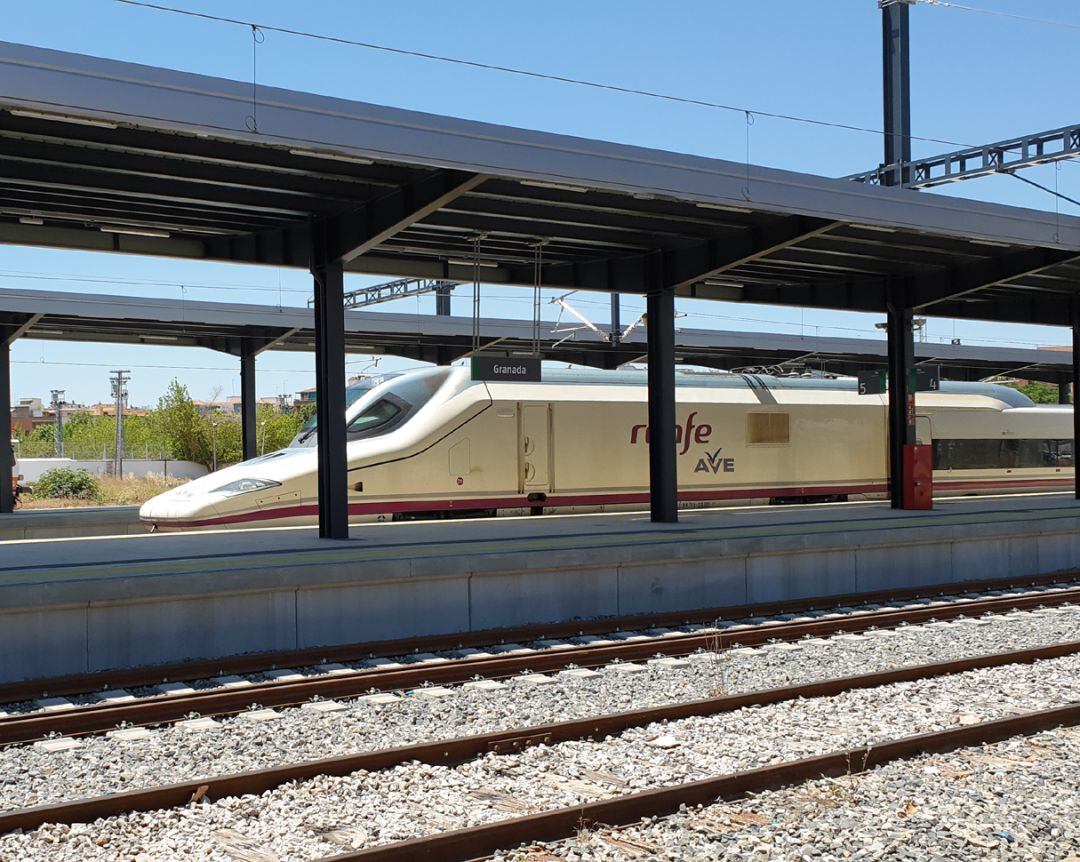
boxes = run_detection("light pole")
[109,370,130,478]
[260,419,267,456]
[50,389,65,458]
[211,419,218,472]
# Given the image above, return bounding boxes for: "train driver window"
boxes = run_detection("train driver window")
[346,396,407,440]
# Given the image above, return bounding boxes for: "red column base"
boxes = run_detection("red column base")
[903,443,933,510]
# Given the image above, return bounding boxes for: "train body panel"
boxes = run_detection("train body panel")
[139,368,1074,531]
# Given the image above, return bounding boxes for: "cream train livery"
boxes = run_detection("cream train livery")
[139,366,1074,531]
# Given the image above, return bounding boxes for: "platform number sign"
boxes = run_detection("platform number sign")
[857,366,940,395]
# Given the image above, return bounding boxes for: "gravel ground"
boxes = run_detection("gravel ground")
[0,606,1076,812]
[502,726,1080,862]
[1,652,1078,861]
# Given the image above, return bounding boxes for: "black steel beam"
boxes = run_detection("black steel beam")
[329,171,486,264]
[1059,378,1071,405]
[1073,297,1080,500]
[886,278,915,509]
[240,346,257,462]
[0,340,11,514]
[912,249,1080,310]
[312,228,349,540]
[664,217,840,290]
[0,157,331,217]
[646,265,678,524]
[882,0,912,187]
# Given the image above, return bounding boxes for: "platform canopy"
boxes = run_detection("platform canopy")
[3,41,1080,531]
[0,287,1072,385]
[0,42,1079,326]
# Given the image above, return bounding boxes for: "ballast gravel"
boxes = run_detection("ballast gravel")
[500,726,1080,862]
[0,606,1077,812]
[1,652,1078,861]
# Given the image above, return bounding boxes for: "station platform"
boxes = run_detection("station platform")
[0,505,142,541]
[2,493,1079,682]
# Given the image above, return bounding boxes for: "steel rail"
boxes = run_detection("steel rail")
[319,702,1080,862]
[1,585,1076,745]
[0,570,1071,705]
[0,640,1075,835]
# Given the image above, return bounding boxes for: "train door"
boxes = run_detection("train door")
[520,403,551,492]
[916,415,932,445]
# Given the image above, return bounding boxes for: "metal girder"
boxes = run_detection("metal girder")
[507,216,838,295]
[849,123,1080,189]
[341,278,459,310]
[203,327,301,358]
[664,217,840,290]
[0,311,42,345]
[202,170,485,268]
[911,248,1080,310]
[0,157,329,218]
[327,171,486,264]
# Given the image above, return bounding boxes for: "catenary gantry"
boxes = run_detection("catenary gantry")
[1,41,1079,534]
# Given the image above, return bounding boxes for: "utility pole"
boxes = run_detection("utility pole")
[110,370,129,479]
[210,419,218,472]
[881,0,913,187]
[50,389,64,458]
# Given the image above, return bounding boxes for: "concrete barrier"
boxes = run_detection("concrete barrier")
[0,494,1078,682]
[0,506,143,541]
[16,458,206,483]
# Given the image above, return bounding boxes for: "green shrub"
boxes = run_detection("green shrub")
[33,467,102,501]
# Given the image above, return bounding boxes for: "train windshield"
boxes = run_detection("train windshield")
[291,368,454,447]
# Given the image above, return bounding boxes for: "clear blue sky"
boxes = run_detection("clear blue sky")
[4,0,1079,406]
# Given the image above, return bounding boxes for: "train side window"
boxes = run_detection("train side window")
[746,412,790,446]
[934,438,1074,470]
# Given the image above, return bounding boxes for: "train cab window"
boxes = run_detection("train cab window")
[746,412,790,446]
[346,397,406,440]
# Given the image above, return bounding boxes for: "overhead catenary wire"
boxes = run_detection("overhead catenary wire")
[105,0,1016,154]
[913,0,1080,33]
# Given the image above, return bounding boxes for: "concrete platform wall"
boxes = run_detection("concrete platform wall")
[0,506,143,540]
[2,500,1078,683]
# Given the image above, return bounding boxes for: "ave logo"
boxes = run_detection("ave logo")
[695,447,735,474]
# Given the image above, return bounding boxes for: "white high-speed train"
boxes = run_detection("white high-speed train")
[139,366,1074,531]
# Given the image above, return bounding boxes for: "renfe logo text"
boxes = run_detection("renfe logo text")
[630,411,712,456]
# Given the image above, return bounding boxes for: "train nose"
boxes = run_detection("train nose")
[139,490,221,530]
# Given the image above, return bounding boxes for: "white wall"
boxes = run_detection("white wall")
[16,458,208,483]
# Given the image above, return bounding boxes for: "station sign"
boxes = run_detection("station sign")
[471,355,542,383]
[857,366,940,395]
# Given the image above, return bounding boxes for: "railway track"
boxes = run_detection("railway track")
[1,580,1076,744]
[1,640,1075,836]
[1,570,1071,706]
[325,703,1080,862]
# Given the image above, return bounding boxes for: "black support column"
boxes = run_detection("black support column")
[240,345,257,461]
[0,341,12,514]
[312,244,349,540]
[886,279,915,508]
[610,293,621,347]
[1059,378,1072,405]
[882,0,912,187]
[1072,297,1080,500]
[646,283,678,523]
